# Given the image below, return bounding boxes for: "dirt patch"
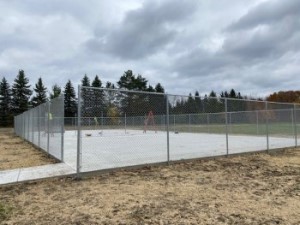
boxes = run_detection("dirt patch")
[0,128,56,170]
[1,148,300,224]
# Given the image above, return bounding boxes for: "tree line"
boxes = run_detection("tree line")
[1,69,293,127]
[0,69,166,126]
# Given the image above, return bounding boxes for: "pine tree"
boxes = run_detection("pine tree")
[0,77,12,126]
[11,70,32,114]
[229,89,237,98]
[186,93,196,113]
[92,75,102,88]
[147,85,155,92]
[89,75,104,116]
[106,82,115,89]
[155,83,165,93]
[82,74,90,87]
[117,70,147,91]
[194,91,202,113]
[50,84,62,99]
[64,80,77,117]
[31,77,47,107]
[81,74,92,117]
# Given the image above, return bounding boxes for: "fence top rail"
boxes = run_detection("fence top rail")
[80,86,300,107]
[81,86,166,96]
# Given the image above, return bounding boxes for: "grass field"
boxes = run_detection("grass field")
[1,148,300,224]
[0,129,56,170]
[1,128,300,224]
[172,123,297,136]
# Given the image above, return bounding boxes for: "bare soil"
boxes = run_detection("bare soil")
[0,128,56,170]
[1,147,300,224]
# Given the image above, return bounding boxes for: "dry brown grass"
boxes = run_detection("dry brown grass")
[1,148,300,224]
[0,128,56,170]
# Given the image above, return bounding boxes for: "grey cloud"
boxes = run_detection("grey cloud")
[1,0,300,98]
[86,0,198,59]
[222,0,300,61]
[173,48,235,78]
[227,0,300,31]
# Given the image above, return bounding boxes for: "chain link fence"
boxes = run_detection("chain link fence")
[74,87,300,173]
[77,87,168,172]
[14,95,64,161]
[13,87,300,175]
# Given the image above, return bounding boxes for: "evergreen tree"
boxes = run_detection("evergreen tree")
[106,81,115,89]
[229,89,237,98]
[81,74,91,116]
[220,91,229,98]
[194,91,202,113]
[50,84,61,99]
[237,92,242,99]
[209,91,217,98]
[0,77,12,126]
[186,93,196,113]
[82,74,90,87]
[147,85,155,92]
[155,83,165,93]
[117,70,147,91]
[117,71,150,116]
[31,77,47,107]
[11,70,32,114]
[64,80,77,117]
[88,75,104,117]
[92,75,102,88]
[207,90,222,113]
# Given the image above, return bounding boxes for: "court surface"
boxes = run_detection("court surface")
[62,129,296,172]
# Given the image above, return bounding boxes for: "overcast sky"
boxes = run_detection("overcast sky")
[1,0,300,97]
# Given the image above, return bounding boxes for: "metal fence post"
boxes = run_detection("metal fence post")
[32,109,35,144]
[188,114,191,132]
[166,94,170,164]
[293,104,297,147]
[225,98,229,156]
[229,112,232,133]
[47,101,50,154]
[61,95,65,162]
[22,113,25,139]
[207,113,210,133]
[38,106,41,147]
[27,113,29,141]
[77,85,82,175]
[125,113,127,133]
[256,110,259,135]
[265,102,269,152]
[173,114,176,133]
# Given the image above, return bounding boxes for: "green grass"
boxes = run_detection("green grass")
[170,123,297,136]
[0,202,13,221]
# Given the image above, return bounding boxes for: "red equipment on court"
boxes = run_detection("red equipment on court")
[143,111,157,133]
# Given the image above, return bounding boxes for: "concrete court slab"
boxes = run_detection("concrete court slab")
[0,163,75,185]
[63,129,296,172]
[1,129,296,185]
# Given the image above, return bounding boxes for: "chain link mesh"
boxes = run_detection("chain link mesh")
[78,87,167,172]
[73,88,300,173]
[14,88,300,174]
[13,95,64,161]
